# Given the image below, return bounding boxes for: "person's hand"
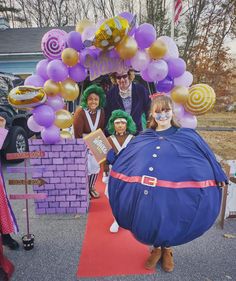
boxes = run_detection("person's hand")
[218,181,227,188]
[0,117,6,128]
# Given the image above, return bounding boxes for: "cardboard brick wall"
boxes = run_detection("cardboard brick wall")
[29,138,89,215]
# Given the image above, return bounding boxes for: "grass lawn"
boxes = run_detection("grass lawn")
[197,112,236,160]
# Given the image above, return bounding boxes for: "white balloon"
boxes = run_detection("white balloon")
[174,71,193,87]
[130,50,150,71]
[159,36,179,59]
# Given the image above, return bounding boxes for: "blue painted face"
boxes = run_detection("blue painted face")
[155,111,172,121]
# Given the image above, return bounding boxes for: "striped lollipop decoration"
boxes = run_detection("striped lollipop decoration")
[41,29,67,60]
[184,84,216,115]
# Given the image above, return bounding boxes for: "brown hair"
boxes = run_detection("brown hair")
[109,69,135,85]
[147,95,181,130]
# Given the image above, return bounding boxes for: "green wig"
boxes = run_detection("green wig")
[107,109,137,135]
[80,84,106,109]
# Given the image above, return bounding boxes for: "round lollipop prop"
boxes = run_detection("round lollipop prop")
[184,84,216,115]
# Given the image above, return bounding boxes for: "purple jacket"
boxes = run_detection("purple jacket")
[104,83,150,133]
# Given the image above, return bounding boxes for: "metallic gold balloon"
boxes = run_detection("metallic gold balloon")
[184,84,216,115]
[94,16,129,50]
[61,48,79,67]
[44,80,61,97]
[60,78,80,101]
[116,35,138,60]
[54,109,73,129]
[148,39,167,59]
[8,86,46,109]
[171,86,189,104]
[60,130,73,139]
[76,19,93,33]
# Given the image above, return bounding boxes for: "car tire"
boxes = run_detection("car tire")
[4,126,29,163]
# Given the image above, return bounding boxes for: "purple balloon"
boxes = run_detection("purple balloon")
[69,64,87,82]
[33,104,55,128]
[156,76,174,92]
[135,23,156,49]
[147,60,168,82]
[27,115,43,132]
[179,112,197,129]
[41,125,61,144]
[167,58,186,78]
[47,59,69,82]
[36,59,49,80]
[141,68,154,82]
[46,95,65,111]
[119,12,134,22]
[174,71,193,87]
[119,12,137,36]
[24,74,45,87]
[67,31,83,51]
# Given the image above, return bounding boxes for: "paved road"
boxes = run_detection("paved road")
[2,161,236,281]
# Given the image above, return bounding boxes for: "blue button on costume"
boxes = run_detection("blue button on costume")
[108,127,227,247]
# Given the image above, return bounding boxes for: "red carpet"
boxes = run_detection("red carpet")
[77,173,155,278]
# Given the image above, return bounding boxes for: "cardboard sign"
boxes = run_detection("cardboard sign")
[83,129,112,164]
[6,151,45,160]
[8,178,47,187]
[84,53,129,81]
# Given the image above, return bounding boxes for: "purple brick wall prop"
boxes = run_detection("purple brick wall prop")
[29,138,89,214]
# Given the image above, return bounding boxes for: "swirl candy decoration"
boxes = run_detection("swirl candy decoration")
[184,84,216,115]
[41,29,67,60]
[94,16,129,50]
[8,86,47,109]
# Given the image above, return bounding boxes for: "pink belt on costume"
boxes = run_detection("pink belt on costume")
[110,170,217,189]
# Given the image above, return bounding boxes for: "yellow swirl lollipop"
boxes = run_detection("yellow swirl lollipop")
[184,84,216,115]
[94,16,129,50]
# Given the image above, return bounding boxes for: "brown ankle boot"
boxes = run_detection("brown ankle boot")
[162,247,174,272]
[145,247,162,270]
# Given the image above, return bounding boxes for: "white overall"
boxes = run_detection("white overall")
[83,109,101,176]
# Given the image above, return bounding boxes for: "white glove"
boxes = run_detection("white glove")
[102,176,109,184]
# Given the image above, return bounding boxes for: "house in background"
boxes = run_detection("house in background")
[0,17,74,79]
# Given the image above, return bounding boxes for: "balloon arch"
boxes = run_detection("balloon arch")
[8,12,216,144]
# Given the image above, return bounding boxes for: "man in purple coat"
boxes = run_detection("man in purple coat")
[104,70,150,134]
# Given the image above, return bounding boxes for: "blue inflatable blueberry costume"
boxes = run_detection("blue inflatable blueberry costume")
[108,127,227,247]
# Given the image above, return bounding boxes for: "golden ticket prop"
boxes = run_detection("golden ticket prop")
[83,129,112,164]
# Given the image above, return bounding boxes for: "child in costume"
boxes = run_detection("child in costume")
[0,117,19,280]
[107,95,228,272]
[73,85,106,199]
[103,110,136,233]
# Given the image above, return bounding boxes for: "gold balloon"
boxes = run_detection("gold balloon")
[116,35,138,60]
[148,39,167,60]
[61,48,79,67]
[44,80,61,97]
[94,16,129,50]
[184,84,216,115]
[60,78,80,101]
[171,86,189,104]
[76,19,93,33]
[54,109,73,129]
[60,130,73,139]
